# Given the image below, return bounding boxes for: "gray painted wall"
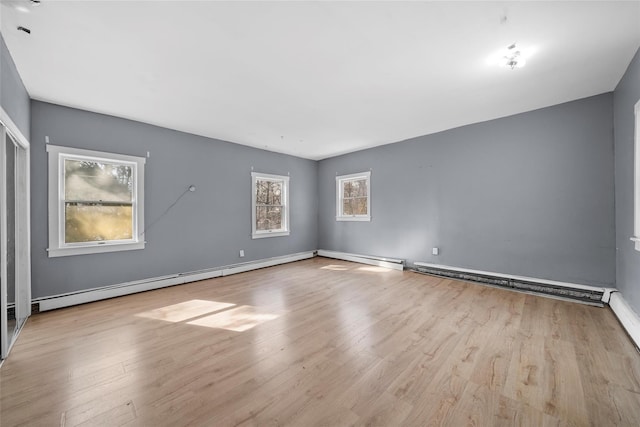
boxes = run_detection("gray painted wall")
[30,101,318,299]
[614,48,640,312]
[318,94,616,287]
[0,32,30,139]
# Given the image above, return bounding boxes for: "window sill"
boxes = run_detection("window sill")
[336,216,371,222]
[48,241,145,258]
[252,231,290,239]
[631,237,640,251]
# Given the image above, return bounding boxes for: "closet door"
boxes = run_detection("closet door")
[0,125,10,358]
[0,124,29,360]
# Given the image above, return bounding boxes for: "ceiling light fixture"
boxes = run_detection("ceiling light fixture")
[501,43,526,69]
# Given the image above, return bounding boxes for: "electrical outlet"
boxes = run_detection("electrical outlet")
[432,247,439,256]
[239,250,245,257]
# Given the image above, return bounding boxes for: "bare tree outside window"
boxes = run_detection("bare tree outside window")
[342,179,368,215]
[336,171,371,221]
[255,179,283,231]
[251,172,290,238]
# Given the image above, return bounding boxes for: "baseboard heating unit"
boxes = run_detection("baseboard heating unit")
[413,262,612,306]
[32,251,315,312]
[317,250,405,271]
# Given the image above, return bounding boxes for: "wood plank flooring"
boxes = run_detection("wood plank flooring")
[1,257,640,426]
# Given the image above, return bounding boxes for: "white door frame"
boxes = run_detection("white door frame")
[0,107,31,360]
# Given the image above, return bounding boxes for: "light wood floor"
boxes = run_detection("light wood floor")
[1,257,640,426]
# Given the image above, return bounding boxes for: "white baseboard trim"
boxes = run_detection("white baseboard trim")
[317,249,404,271]
[221,251,315,276]
[34,251,315,312]
[414,261,614,303]
[37,275,185,312]
[609,292,640,350]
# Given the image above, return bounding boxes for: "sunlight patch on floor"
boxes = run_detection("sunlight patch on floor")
[187,305,280,332]
[136,299,235,322]
[321,264,349,271]
[136,299,281,332]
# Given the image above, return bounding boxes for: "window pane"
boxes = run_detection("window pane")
[343,199,351,216]
[354,179,367,197]
[343,181,352,198]
[343,179,367,198]
[256,180,282,205]
[256,206,283,231]
[65,203,133,243]
[65,159,133,202]
[343,197,368,216]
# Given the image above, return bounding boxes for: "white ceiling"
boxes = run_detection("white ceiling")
[1,1,639,160]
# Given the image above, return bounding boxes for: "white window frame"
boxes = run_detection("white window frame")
[47,145,145,257]
[336,171,371,221]
[251,172,290,239]
[632,100,640,251]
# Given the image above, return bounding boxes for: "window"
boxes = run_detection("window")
[47,145,145,257]
[251,172,289,239]
[336,171,371,221]
[633,100,640,251]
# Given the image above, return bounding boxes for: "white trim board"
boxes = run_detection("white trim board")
[0,107,31,361]
[0,107,29,149]
[609,292,640,350]
[317,249,404,271]
[221,251,313,275]
[414,261,614,303]
[632,100,640,251]
[35,251,315,312]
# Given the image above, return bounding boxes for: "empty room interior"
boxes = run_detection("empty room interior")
[1,1,640,425]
